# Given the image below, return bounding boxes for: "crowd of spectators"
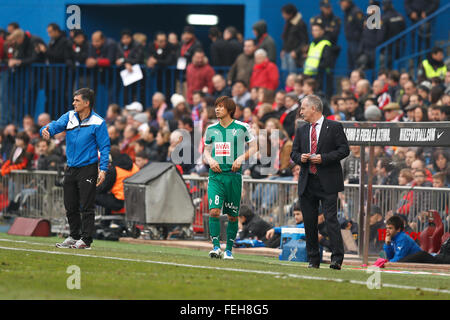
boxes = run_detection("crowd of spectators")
[0,2,449,237]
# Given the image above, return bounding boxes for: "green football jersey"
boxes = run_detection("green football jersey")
[204,120,255,173]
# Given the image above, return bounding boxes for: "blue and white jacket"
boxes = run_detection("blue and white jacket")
[40,110,110,171]
[383,231,422,262]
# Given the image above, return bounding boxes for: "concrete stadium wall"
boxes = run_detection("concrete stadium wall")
[0,0,448,74]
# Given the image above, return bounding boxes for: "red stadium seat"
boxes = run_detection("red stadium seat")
[111,207,125,215]
[419,210,444,253]
[442,232,450,245]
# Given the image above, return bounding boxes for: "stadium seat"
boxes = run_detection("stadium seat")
[442,232,450,245]
[111,207,126,215]
[419,210,444,253]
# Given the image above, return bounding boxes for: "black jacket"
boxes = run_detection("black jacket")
[291,118,350,195]
[379,8,406,43]
[239,214,273,241]
[148,42,177,67]
[14,34,46,65]
[67,39,89,66]
[310,13,341,45]
[404,0,440,19]
[343,3,364,42]
[46,34,70,64]
[210,37,242,67]
[177,38,203,64]
[253,20,277,63]
[117,40,145,65]
[282,12,309,53]
[87,38,118,65]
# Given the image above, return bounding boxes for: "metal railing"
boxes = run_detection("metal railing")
[0,62,357,127]
[375,2,450,74]
[1,170,449,235]
[0,64,230,126]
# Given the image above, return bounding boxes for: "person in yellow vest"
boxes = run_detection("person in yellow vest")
[303,22,334,98]
[418,47,447,82]
[95,147,139,214]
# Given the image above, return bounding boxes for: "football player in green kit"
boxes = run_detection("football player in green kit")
[203,96,257,259]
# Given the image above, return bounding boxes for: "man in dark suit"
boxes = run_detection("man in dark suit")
[291,95,350,269]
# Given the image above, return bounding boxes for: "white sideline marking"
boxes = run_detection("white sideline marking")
[0,244,450,295]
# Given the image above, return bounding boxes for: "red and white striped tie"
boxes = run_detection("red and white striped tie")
[310,123,318,174]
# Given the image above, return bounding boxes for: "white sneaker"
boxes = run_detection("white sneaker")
[223,250,234,260]
[55,236,77,248]
[209,247,222,259]
[70,239,91,250]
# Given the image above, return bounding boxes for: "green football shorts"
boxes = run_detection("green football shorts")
[207,171,243,217]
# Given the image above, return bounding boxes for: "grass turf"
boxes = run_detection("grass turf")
[0,233,449,300]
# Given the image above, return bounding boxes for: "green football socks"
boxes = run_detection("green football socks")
[209,216,221,248]
[226,220,239,252]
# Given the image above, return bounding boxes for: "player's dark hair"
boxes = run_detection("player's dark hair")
[214,96,236,118]
[386,215,404,231]
[74,88,95,110]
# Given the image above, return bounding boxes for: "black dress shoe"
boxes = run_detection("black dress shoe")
[329,262,342,270]
[308,263,320,269]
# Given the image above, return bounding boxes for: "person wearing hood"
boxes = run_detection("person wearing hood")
[418,47,447,82]
[252,20,277,63]
[95,146,139,214]
[280,3,309,73]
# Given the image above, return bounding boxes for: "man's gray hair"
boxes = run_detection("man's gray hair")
[302,94,323,113]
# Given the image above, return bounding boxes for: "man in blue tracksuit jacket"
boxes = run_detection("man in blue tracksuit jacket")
[383,215,422,262]
[41,88,110,249]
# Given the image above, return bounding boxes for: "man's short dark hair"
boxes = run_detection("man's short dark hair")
[208,26,221,38]
[48,23,61,33]
[386,215,405,231]
[8,22,19,30]
[193,48,205,56]
[345,96,358,102]
[180,115,193,128]
[388,70,400,83]
[234,80,248,88]
[74,88,95,109]
[136,151,150,160]
[281,3,298,16]
[431,46,444,55]
[136,139,147,148]
[244,38,256,46]
[36,138,50,147]
[16,131,30,145]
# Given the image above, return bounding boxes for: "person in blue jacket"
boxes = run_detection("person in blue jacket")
[383,215,423,262]
[41,88,110,249]
[265,202,305,247]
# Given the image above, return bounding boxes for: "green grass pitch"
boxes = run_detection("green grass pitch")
[0,233,449,300]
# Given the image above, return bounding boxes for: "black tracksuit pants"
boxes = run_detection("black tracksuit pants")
[63,163,98,245]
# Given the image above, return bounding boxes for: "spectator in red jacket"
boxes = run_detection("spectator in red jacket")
[250,48,279,91]
[186,49,215,105]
